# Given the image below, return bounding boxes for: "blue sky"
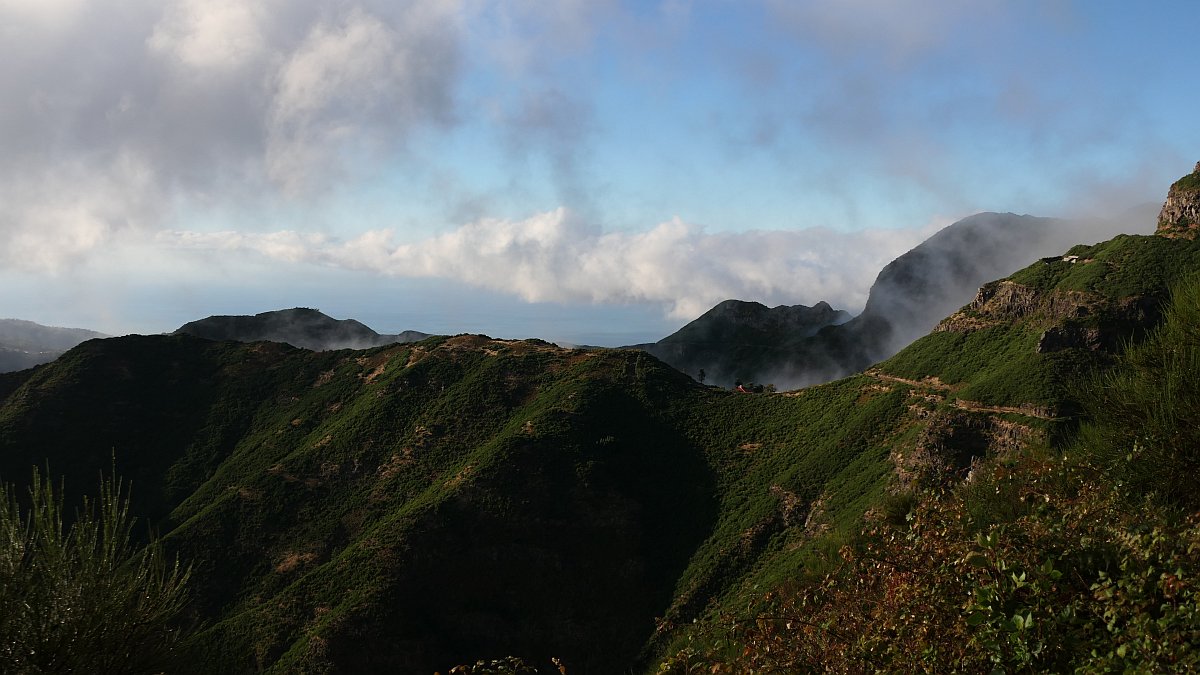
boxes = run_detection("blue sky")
[1,1,1197,344]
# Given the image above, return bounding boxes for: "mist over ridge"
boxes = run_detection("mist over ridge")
[639,208,1153,388]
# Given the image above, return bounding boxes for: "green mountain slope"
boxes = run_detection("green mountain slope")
[881,234,1200,413]
[0,330,942,672]
[3,168,1199,673]
[657,249,1200,674]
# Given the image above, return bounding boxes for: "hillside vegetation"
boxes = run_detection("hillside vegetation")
[660,266,1200,673]
[1,223,1198,670]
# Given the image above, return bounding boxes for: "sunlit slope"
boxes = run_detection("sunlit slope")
[646,232,1200,663]
[880,234,1200,412]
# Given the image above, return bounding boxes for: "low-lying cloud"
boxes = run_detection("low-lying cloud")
[162,208,945,319]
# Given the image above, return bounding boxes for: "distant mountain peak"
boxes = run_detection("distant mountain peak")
[174,308,429,351]
[0,319,107,373]
[635,209,1137,389]
[635,299,851,385]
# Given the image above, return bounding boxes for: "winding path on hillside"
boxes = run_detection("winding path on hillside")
[864,369,1056,420]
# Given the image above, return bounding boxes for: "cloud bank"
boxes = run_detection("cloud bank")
[162,209,944,319]
[0,0,462,271]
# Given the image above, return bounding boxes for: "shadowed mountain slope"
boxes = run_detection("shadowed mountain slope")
[174,307,429,351]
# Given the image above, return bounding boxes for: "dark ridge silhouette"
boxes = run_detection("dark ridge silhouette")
[174,307,430,351]
[633,299,850,385]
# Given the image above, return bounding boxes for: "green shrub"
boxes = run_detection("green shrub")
[656,454,1200,673]
[1076,272,1200,508]
[0,468,194,674]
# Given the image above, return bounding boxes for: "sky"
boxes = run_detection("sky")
[1,0,1198,345]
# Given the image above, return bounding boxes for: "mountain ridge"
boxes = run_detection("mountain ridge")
[174,307,430,351]
[4,230,1195,671]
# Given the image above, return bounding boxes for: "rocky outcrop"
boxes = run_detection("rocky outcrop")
[935,280,1096,332]
[934,276,1164,355]
[892,411,1035,490]
[1157,161,1200,238]
[1035,295,1163,353]
[1035,324,1104,353]
[968,280,1095,321]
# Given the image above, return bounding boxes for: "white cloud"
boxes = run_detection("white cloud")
[148,0,266,72]
[0,0,463,271]
[266,4,461,192]
[161,208,945,318]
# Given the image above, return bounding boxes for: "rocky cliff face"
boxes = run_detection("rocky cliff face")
[935,275,1164,354]
[1157,161,1200,238]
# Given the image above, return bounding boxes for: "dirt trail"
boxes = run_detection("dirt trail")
[865,369,951,390]
[865,369,1055,420]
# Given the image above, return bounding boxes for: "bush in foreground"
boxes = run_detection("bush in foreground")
[0,468,193,674]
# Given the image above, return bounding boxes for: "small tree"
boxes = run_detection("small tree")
[0,467,193,674]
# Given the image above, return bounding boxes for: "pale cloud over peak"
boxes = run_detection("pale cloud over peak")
[162,208,945,319]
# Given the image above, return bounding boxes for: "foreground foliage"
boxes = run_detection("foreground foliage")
[0,469,193,674]
[660,455,1200,673]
